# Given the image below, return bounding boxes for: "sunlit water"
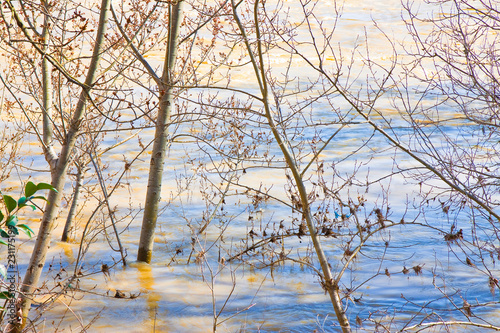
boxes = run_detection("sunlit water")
[1,0,500,332]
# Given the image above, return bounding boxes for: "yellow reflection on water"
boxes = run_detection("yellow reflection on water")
[132,262,164,331]
[56,241,75,264]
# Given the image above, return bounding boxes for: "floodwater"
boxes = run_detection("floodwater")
[1,0,500,332]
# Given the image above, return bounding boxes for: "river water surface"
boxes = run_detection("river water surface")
[2,0,500,332]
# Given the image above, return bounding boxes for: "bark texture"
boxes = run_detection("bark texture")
[137,1,184,263]
[10,0,112,330]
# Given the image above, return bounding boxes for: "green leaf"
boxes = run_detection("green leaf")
[0,239,7,246]
[17,203,36,211]
[0,264,6,280]
[30,195,49,202]
[0,210,3,224]
[17,196,31,210]
[36,182,57,193]
[0,230,9,238]
[17,196,27,205]
[25,181,37,197]
[2,195,17,213]
[9,226,18,236]
[0,291,12,299]
[17,224,34,238]
[6,215,18,227]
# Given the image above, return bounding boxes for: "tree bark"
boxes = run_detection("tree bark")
[137,1,184,263]
[61,167,83,242]
[231,0,351,331]
[10,0,112,330]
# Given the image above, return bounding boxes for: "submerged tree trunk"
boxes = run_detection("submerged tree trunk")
[61,167,83,242]
[8,0,112,330]
[137,1,184,263]
[231,0,351,331]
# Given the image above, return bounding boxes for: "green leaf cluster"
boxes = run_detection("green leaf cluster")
[0,181,57,245]
[0,181,56,299]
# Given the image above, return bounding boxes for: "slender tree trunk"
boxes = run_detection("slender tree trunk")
[261,69,352,333]
[41,13,57,169]
[137,1,184,263]
[11,0,112,330]
[231,1,351,331]
[61,167,83,242]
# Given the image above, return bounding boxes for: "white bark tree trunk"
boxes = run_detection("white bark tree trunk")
[137,1,184,263]
[9,0,112,330]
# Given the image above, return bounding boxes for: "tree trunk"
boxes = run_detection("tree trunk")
[41,12,57,169]
[231,0,351,331]
[137,1,184,263]
[11,0,112,330]
[61,167,83,242]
